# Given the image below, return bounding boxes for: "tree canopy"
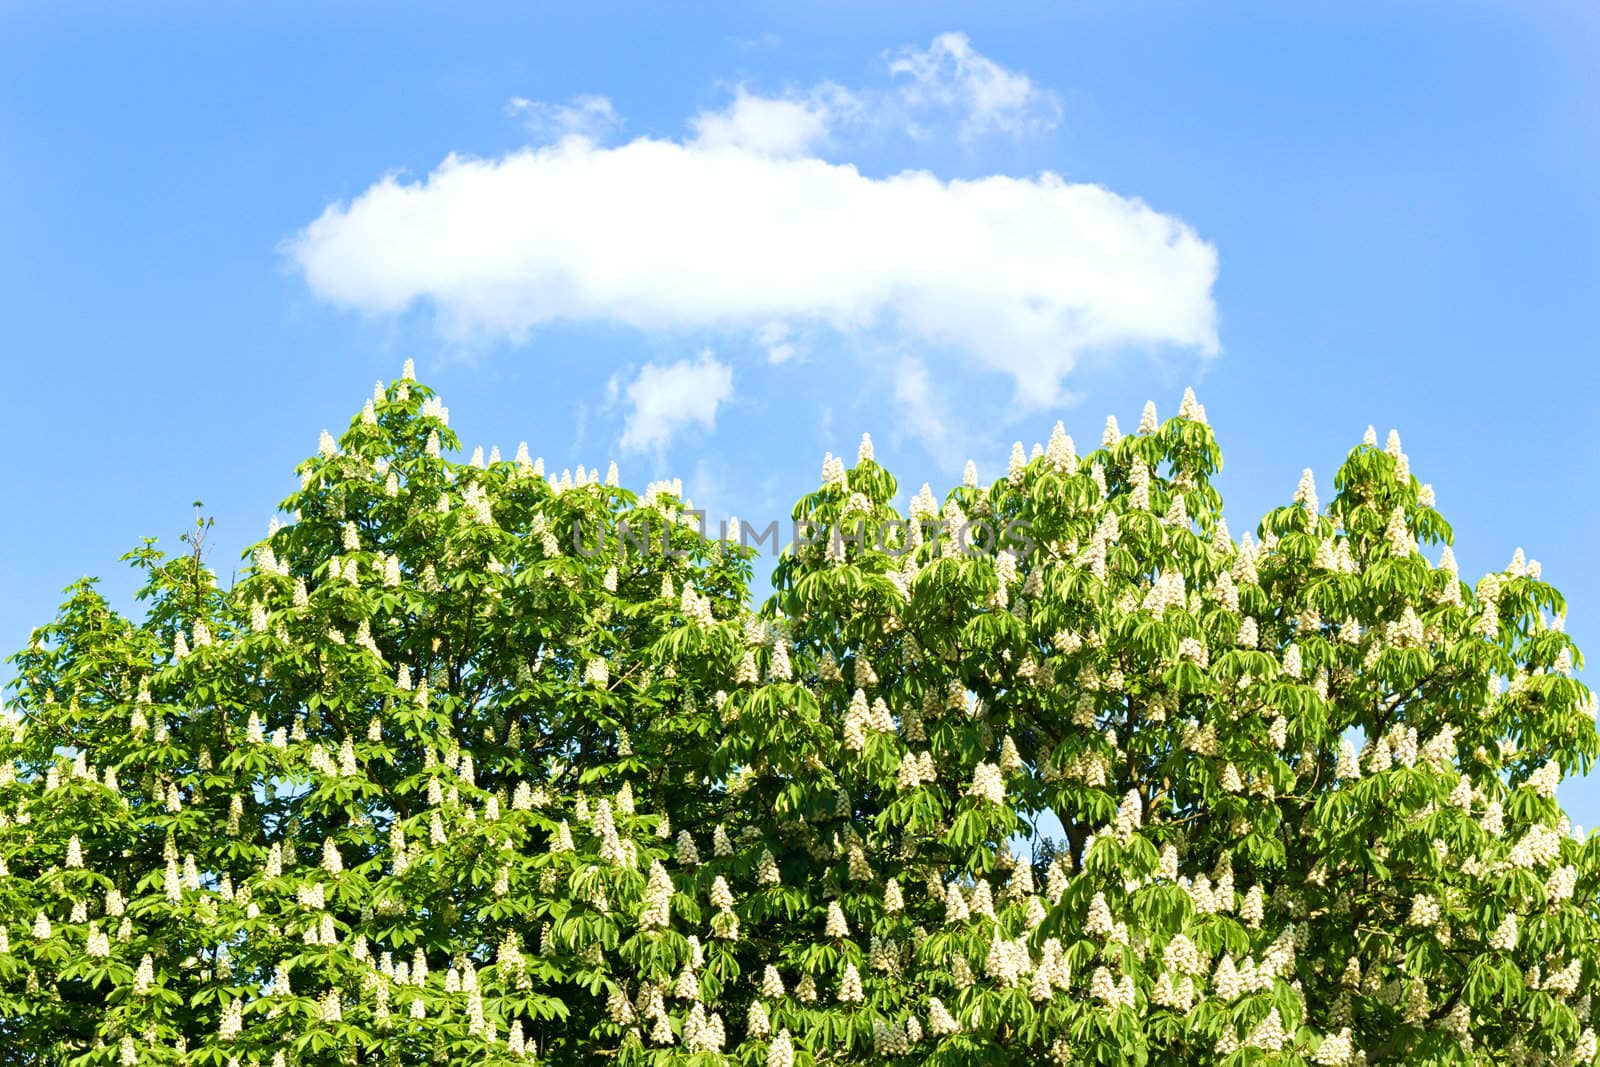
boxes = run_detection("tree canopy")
[3,363,1596,1066]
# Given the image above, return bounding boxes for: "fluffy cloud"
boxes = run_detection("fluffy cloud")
[689,87,847,158]
[288,35,1218,405]
[618,350,733,453]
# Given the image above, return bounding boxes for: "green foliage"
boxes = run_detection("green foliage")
[2,376,1596,1066]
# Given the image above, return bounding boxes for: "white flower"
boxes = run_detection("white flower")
[219,998,243,1040]
[967,879,996,919]
[1573,1028,1596,1065]
[1526,759,1561,799]
[1489,912,1518,951]
[1113,789,1141,842]
[1546,958,1583,997]
[944,883,969,924]
[1240,884,1265,929]
[1135,399,1158,433]
[1392,726,1418,768]
[85,924,110,958]
[1408,893,1440,928]
[767,1029,795,1067]
[1213,954,1244,1000]
[928,997,960,1036]
[640,861,673,929]
[745,999,771,1039]
[825,901,850,938]
[671,960,700,1001]
[754,849,781,887]
[768,638,793,681]
[896,751,923,790]
[1047,422,1077,470]
[1158,844,1179,880]
[838,962,864,1003]
[1089,965,1118,1005]
[1294,469,1319,514]
[1546,865,1578,904]
[130,953,156,995]
[676,830,700,866]
[1508,823,1562,869]
[761,965,785,998]
[1248,1007,1286,1051]
[1086,892,1115,937]
[1365,736,1392,775]
[842,689,870,751]
[968,762,1005,805]
[814,450,846,488]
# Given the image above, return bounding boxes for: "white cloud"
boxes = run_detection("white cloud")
[889,32,1060,139]
[690,88,842,158]
[618,350,733,453]
[290,35,1218,406]
[688,34,1055,154]
[506,94,622,142]
[291,137,1216,404]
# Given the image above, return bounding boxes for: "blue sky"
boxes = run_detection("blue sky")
[3,2,1597,824]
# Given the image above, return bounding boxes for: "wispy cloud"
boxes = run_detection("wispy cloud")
[889,32,1061,140]
[893,354,963,467]
[758,321,796,364]
[505,94,622,142]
